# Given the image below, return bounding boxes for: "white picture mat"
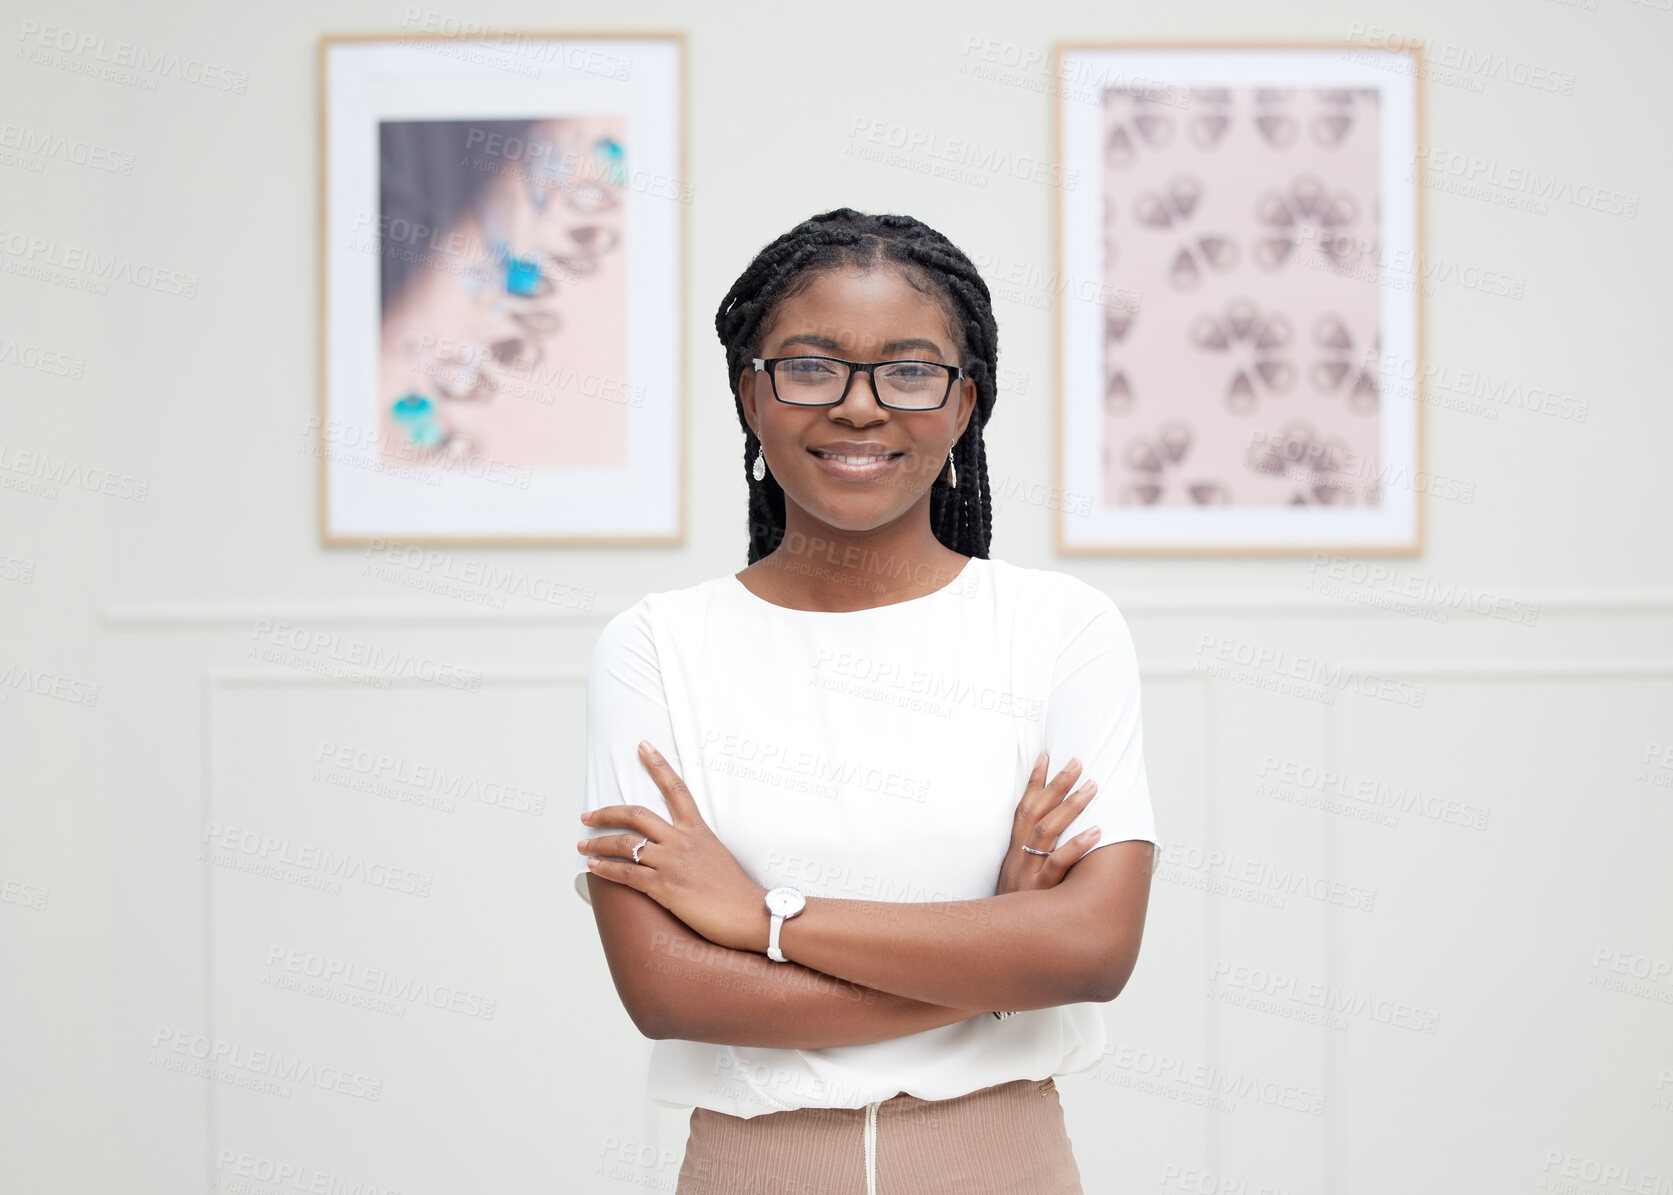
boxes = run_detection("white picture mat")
[1059,47,1419,550]
[323,37,681,540]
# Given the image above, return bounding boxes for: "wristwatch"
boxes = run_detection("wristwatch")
[764,885,806,962]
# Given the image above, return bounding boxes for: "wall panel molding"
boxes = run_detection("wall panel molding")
[98,588,1673,631]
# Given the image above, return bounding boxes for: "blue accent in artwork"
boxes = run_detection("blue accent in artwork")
[391,392,445,447]
[505,255,542,296]
[592,137,625,184]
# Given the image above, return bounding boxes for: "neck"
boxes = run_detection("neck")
[756,507,968,610]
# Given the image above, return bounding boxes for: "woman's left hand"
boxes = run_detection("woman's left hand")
[578,740,770,954]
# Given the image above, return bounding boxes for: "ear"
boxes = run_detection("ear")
[739,364,761,439]
[953,374,977,443]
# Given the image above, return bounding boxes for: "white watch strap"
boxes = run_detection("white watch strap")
[767,914,787,962]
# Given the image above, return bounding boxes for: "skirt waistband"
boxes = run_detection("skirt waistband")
[676,1076,1082,1195]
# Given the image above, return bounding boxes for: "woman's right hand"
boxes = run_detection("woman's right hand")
[995,753,1101,895]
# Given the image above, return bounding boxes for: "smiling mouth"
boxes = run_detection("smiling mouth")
[808,450,906,463]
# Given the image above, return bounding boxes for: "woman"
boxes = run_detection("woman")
[575,209,1157,1194]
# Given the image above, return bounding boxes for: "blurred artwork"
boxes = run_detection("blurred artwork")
[321,36,683,543]
[375,117,634,473]
[1100,87,1383,511]
[1057,47,1421,552]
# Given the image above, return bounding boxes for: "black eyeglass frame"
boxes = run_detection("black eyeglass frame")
[751,355,965,411]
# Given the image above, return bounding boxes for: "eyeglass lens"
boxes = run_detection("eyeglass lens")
[772,357,951,409]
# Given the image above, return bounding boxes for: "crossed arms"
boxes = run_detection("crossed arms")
[585,838,1153,1050]
[578,592,1155,1051]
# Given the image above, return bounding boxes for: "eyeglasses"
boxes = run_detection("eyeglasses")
[752,355,963,411]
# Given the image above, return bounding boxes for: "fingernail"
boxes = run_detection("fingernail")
[1035,752,1046,770]
[579,810,591,822]
[1089,827,1101,839]
[1067,757,1081,769]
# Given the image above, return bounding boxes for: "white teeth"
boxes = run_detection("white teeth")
[816,452,897,464]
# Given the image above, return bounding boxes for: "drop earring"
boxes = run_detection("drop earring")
[752,447,767,482]
[945,452,957,489]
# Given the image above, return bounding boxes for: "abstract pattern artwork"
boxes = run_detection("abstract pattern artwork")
[1101,86,1382,509]
[1058,47,1421,551]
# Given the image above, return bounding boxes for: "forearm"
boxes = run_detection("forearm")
[588,875,982,1048]
[637,926,984,1047]
[776,885,1120,1010]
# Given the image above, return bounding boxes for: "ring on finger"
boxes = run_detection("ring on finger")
[631,837,649,863]
[1020,844,1051,856]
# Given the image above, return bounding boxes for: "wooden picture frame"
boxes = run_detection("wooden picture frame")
[1054,42,1425,555]
[317,31,686,546]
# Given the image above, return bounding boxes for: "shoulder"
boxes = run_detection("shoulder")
[591,571,737,660]
[984,557,1128,629]
[985,559,1138,677]
[593,593,652,655]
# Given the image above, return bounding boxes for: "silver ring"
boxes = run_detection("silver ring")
[631,837,649,863]
[1020,844,1051,856]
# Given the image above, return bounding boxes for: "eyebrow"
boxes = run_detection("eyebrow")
[772,333,947,360]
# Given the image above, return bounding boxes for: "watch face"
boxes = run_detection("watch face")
[766,886,805,917]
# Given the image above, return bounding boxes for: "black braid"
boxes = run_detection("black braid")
[714,209,1001,564]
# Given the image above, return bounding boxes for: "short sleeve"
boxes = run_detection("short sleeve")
[574,599,678,904]
[1041,582,1157,854]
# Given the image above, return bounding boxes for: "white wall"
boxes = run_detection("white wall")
[3,0,1670,1192]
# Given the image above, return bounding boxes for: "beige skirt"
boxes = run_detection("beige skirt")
[675,1076,1084,1195]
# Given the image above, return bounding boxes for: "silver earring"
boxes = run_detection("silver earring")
[752,447,767,482]
[946,452,957,489]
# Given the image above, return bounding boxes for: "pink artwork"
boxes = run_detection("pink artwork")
[1100,86,1384,510]
[375,116,633,472]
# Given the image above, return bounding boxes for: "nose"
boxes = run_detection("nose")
[831,368,888,424]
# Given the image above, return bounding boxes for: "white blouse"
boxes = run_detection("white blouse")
[574,554,1157,1118]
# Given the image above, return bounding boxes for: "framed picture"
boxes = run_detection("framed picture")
[318,32,685,545]
[1055,42,1423,554]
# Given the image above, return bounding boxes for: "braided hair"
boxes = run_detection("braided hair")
[714,208,1000,564]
